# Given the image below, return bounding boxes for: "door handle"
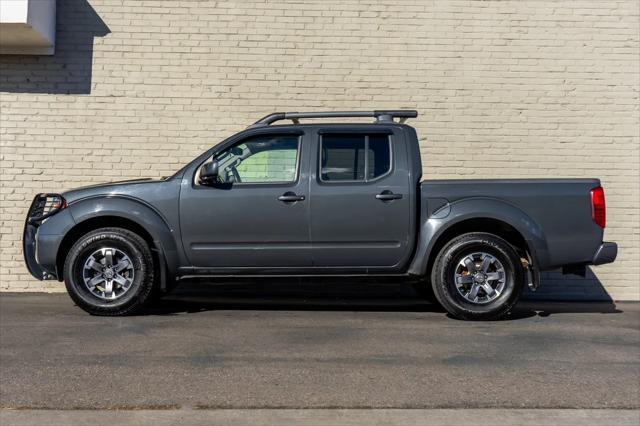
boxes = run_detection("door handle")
[278,192,305,203]
[376,190,403,201]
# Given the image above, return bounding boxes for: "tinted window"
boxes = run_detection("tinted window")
[214,135,299,184]
[367,134,391,179]
[320,134,391,182]
[320,135,365,181]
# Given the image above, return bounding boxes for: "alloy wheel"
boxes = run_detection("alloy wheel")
[454,252,506,304]
[82,247,135,300]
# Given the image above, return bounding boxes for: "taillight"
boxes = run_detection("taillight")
[590,186,606,228]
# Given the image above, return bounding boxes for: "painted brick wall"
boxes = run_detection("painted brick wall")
[1,0,638,299]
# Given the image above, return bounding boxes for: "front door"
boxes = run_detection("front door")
[180,132,311,268]
[309,128,412,270]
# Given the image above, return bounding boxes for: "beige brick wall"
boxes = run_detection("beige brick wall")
[1,0,638,299]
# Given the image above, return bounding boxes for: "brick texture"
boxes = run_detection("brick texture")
[1,0,638,299]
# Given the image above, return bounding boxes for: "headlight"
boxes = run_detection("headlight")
[27,193,67,226]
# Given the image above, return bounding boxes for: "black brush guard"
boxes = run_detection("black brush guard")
[23,193,65,280]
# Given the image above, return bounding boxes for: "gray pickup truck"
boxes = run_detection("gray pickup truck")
[23,110,617,320]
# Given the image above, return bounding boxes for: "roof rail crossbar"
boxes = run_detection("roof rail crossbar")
[249,110,418,127]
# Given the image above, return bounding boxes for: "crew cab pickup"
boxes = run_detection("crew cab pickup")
[23,110,617,319]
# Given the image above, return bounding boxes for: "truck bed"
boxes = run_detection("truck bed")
[420,178,604,270]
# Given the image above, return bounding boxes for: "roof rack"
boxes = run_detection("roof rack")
[249,110,418,128]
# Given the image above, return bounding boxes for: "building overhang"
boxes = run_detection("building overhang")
[0,0,56,55]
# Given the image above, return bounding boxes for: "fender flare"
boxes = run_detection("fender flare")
[408,197,550,276]
[65,196,180,280]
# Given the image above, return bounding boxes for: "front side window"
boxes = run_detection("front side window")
[320,134,391,182]
[212,135,300,184]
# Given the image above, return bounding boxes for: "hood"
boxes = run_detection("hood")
[62,178,167,203]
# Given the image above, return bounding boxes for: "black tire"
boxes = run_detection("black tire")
[431,232,523,320]
[63,227,155,316]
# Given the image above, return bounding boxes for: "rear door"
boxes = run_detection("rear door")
[309,127,413,270]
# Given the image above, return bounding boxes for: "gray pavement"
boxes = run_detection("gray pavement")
[1,281,639,415]
[2,409,639,426]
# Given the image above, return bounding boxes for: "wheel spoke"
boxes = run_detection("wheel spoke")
[467,283,481,301]
[104,249,114,266]
[113,274,128,287]
[114,258,131,273]
[104,280,113,296]
[456,275,473,285]
[479,255,493,272]
[482,283,496,298]
[86,258,103,273]
[87,275,105,288]
[486,271,504,282]
[463,257,477,273]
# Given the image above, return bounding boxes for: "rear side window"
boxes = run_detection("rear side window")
[320,134,391,182]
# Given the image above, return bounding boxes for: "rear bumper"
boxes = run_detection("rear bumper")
[592,242,617,265]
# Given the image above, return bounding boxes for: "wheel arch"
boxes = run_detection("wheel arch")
[56,216,153,277]
[422,217,532,281]
[408,198,549,277]
[56,197,179,285]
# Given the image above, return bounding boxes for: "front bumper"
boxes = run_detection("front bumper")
[23,194,68,281]
[592,242,618,265]
[23,222,54,280]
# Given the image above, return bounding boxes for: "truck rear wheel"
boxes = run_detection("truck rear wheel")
[431,232,523,320]
[63,227,155,316]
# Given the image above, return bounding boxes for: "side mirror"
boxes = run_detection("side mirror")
[200,159,219,185]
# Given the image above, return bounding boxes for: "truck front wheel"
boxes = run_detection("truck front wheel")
[63,227,155,316]
[431,232,523,320]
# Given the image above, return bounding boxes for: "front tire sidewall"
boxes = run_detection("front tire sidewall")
[432,233,523,320]
[64,228,154,315]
